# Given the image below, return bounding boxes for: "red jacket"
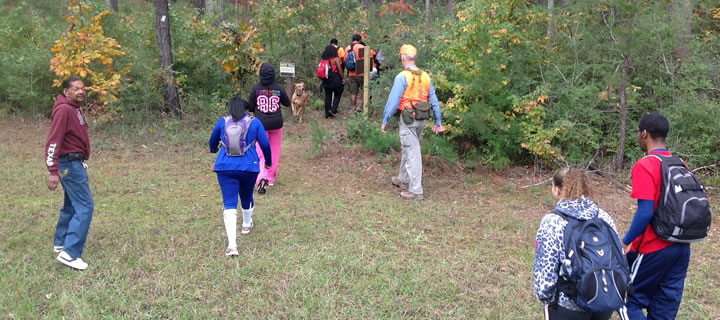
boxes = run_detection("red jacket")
[44,94,90,175]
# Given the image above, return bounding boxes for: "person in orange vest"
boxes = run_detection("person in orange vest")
[380,44,443,200]
[345,34,375,112]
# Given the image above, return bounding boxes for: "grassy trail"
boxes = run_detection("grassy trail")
[0,113,717,319]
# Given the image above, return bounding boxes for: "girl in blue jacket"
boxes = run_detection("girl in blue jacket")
[209,98,272,256]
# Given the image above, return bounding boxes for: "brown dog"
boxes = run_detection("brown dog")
[291,82,309,123]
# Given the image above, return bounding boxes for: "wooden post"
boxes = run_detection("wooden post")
[363,46,370,118]
[286,78,293,99]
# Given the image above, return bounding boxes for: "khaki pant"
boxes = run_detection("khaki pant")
[398,117,426,195]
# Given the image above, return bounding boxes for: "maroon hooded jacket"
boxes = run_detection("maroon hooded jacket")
[44,94,90,175]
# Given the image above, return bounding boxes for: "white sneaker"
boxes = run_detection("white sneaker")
[56,251,88,270]
[225,247,239,256]
[53,246,63,253]
[241,221,253,235]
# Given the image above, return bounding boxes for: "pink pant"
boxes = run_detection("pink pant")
[256,127,283,185]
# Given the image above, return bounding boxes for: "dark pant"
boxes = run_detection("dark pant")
[625,244,690,320]
[548,305,612,320]
[324,86,343,117]
[216,170,258,210]
[53,157,94,259]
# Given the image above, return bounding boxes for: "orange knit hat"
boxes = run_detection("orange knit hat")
[399,44,417,56]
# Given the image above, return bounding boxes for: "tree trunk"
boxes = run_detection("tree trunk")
[425,0,430,24]
[105,0,118,12]
[361,0,368,11]
[217,0,225,24]
[154,0,181,116]
[547,0,554,48]
[615,52,630,171]
[194,0,206,16]
[672,0,692,65]
[448,0,454,17]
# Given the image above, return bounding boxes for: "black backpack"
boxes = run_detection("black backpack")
[646,154,712,243]
[554,210,630,313]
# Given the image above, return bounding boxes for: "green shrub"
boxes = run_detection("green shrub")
[309,119,332,156]
[312,98,324,111]
[422,133,457,163]
[344,114,376,143]
[364,128,399,154]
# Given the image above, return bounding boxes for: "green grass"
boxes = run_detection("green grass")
[0,117,718,319]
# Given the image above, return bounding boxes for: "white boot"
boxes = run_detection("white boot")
[223,209,238,256]
[241,206,254,235]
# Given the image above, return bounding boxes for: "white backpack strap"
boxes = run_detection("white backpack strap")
[220,116,232,149]
[242,116,256,154]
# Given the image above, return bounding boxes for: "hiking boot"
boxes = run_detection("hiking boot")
[391,177,408,189]
[225,247,239,256]
[400,191,424,201]
[56,251,88,270]
[257,179,268,195]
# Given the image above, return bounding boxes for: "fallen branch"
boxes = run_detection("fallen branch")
[588,164,631,193]
[692,164,718,173]
[522,178,552,189]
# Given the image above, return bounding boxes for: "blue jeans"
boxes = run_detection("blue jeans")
[217,170,258,210]
[53,157,94,259]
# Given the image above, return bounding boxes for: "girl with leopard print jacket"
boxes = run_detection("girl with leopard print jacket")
[532,168,619,319]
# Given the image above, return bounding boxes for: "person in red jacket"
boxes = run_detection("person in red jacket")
[45,77,94,270]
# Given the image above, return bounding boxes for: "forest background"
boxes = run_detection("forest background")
[1,0,718,173]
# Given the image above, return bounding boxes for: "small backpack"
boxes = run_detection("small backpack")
[222,115,255,157]
[345,44,356,71]
[647,154,712,242]
[316,59,330,79]
[554,210,630,313]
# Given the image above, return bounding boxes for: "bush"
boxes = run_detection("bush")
[309,119,332,156]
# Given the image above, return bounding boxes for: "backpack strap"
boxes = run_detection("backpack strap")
[241,116,256,154]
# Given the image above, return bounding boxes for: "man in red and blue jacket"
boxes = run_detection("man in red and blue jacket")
[44,77,94,271]
[622,113,691,319]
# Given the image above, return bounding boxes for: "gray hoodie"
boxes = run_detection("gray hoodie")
[532,195,618,311]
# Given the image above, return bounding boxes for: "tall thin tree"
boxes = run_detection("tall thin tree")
[448,0,454,17]
[154,0,181,116]
[105,0,118,12]
[195,0,207,16]
[547,0,554,47]
[615,51,630,170]
[425,0,431,24]
[672,0,692,65]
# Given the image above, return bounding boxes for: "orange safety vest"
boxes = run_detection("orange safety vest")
[397,67,430,111]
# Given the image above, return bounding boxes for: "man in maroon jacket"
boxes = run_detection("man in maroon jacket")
[45,77,93,270]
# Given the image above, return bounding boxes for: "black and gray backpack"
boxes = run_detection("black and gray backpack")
[646,154,712,243]
[222,115,255,157]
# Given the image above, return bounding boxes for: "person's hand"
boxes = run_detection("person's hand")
[622,242,630,254]
[432,125,444,134]
[341,79,345,84]
[265,163,272,169]
[381,124,387,133]
[47,174,59,191]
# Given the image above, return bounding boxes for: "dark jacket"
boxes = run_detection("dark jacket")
[248,63,291,131]
[44,94,91,175]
